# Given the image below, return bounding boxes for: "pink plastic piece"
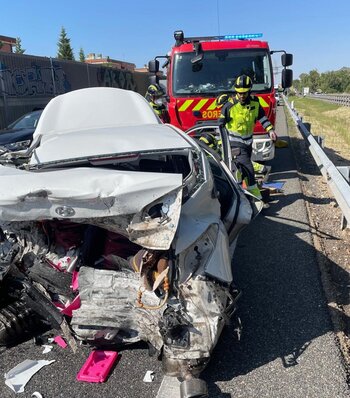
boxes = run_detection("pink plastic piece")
[54,336,68,348]
[61,295,81,317]
[52,301,65,310]
[76,351,118,383]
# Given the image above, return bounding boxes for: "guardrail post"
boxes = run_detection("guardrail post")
[315,135,324,148]
[303,122,311,132]
[337,166,350,229]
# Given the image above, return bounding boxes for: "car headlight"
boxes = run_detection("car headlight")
[265,141,271,148]
[4,140,31,151]
[256,143,263,150]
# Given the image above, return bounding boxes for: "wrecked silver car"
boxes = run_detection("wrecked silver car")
[0,87,259,397]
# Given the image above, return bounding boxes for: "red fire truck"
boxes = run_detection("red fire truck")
[148,31,293,161]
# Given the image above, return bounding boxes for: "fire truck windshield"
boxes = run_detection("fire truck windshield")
[173,49,272,96]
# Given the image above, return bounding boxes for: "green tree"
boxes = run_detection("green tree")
[15,37,25,54]
[292,79,301,93]
[299,67,350,94]
[308,69,320,92]
[57,27,75,60]
[299,73,309,89]
[320,71,342,93]
[338,68,350,92]
[79,47,85,62]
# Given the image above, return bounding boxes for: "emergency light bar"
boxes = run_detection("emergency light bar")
[224,33,263,40]
[174,30,263,45]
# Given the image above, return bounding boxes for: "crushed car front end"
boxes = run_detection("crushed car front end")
[0,88,255,396]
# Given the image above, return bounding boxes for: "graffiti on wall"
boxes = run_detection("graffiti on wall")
[97,67,136,91]
[0,62,71,97]
[0,53,148,128]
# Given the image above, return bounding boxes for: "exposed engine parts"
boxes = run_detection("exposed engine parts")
[0,298,40,346]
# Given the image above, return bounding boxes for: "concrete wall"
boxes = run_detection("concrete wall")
[0,52,150,128]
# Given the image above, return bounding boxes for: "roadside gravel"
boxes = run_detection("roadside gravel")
[285,104,350,378]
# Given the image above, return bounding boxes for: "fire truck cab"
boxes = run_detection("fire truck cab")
[149,30,293,162]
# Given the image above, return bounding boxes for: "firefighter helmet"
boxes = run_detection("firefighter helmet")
[233,75,252,93]
[199,132,218,150]
[147,83,164,97]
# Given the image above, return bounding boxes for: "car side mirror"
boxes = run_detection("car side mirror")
[282,69,293,89]
[281,53,293,67]
[148,60,159,74]
[149,75,159,86]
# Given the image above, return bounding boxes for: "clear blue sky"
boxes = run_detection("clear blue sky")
[1,0,349,80]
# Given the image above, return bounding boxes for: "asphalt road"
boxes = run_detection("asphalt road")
[197,105,349,397]
[0,106,349,398]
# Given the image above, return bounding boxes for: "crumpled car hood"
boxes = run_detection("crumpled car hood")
[0,165,183,250]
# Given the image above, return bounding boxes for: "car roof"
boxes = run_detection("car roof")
[30,88,193,165]
[34,87,160,139]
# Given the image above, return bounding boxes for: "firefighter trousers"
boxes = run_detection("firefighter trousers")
[231,143,256,187]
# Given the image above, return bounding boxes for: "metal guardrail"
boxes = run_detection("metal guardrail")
[284,97,350,229]
[309,93,350,107]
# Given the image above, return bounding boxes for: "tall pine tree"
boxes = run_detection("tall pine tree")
[15,37,25,54]
[79,47,85,62]
[57,27,74,60]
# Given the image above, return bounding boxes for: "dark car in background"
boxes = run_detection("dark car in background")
[0,110,42,152]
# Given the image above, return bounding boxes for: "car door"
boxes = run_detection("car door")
[185,124,255,245]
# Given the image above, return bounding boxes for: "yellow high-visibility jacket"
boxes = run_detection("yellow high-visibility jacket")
[219,94,273,145]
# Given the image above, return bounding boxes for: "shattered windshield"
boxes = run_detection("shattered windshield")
[173,49,272,96]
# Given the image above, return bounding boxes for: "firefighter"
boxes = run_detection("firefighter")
[145,84,170,123]
[216,91,270,181]
[218,75,276,199]
[199,132,222,154]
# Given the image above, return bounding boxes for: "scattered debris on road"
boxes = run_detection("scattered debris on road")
[4,359,55,393]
